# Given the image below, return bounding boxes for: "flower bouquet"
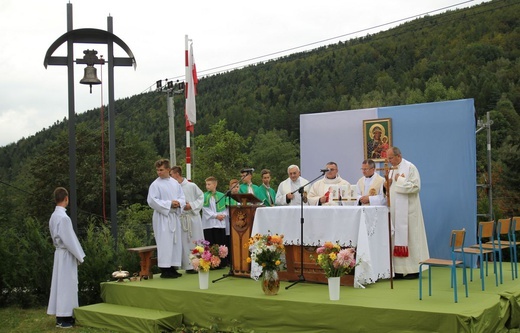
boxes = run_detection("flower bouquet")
[312,241,357,300]
[190,240,228,272]
[247,233,285,272]
[312,241,357,278]
[247,233,285,295]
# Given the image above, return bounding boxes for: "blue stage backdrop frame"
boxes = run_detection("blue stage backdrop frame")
[300,99,476,261]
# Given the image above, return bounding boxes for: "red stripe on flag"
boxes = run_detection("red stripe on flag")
[192,63,198,95]
[185,115,194,133]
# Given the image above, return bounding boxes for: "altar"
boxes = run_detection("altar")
[251,206,391,287]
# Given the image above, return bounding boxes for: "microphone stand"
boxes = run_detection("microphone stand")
[213,172,249,283]
[285,170,326,290]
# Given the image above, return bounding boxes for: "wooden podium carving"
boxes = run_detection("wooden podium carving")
[229,193,262,277]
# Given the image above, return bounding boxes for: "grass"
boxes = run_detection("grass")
[0,307,117,333]
[0,307,236,333]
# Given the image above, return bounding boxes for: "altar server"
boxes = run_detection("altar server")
[258,169,277,206]
[202,176,228,265]
[147,159,186,278]
[169,166,204,274]
[47,187,85,329]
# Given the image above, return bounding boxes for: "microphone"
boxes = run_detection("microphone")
[320,168,330,173]
[241,168,255,173]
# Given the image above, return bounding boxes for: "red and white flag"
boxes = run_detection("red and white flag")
[185,42,198,133]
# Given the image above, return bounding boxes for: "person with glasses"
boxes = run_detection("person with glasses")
[356,159,386,206]
[307,161,350,206]
[386,147,429,279]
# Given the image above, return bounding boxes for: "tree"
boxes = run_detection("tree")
[192,120,251,192]
[16,123,158,226]
[249,129,300,186]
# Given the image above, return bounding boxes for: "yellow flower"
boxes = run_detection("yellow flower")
[199,260,211,272]
[275,260,281,266]
[329,252,337,261]
[246,257,252,263]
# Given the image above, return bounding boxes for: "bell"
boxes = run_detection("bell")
[80,65,101,93]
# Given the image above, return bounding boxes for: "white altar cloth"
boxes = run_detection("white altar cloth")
[252,206,391,287]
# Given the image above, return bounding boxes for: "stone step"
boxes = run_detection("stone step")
[74,303,183,333]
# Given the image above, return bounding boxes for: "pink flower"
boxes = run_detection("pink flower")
[316,246,326,254]
[191,258,200,270]
[337,248,355,267]
[202,251,212,261]
[219,245,228,258]
[211,256,221,267]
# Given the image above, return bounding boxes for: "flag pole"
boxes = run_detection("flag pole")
[185,35,192,180]
[184,35,198,181]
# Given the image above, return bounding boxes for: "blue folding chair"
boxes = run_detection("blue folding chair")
[457,221,498,290]
[512,217,520,279]
[419,229,468,303]
[486,218,514,282]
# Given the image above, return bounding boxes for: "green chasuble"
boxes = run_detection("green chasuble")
[238,183,264,203]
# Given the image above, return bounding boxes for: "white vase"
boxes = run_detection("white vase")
[328,277,341,301]
[198,271,209,290]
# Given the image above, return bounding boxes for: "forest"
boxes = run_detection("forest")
[0,0,519,307]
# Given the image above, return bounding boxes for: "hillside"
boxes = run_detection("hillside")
[0,0,518,226]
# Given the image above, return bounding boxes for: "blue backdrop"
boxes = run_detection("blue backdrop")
[300,99,476,260]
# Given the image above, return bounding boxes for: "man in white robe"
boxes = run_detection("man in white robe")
[147,159,186,278]
[386,147,429,279]
[169,166,204,274]
[356,159,386,206]
[307,162,350,206]
[47,187,85,329]
[275,165,310,206]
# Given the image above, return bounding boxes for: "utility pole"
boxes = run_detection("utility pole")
[476,111,493,219]
[156,79,185,165]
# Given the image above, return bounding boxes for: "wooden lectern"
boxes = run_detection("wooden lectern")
[228,193,262,277]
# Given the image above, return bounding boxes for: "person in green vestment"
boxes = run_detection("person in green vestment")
[227,179,240,207]
[258,169,276,206]
[238,168,264,205]
[202,176,228,267]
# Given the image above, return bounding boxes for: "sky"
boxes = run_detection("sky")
[0,0,488,147]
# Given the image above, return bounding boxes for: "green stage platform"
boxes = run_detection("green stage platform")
[76,265,520,332]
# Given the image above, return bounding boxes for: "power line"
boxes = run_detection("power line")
[0,178,107,222]
[141,0,480,93]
